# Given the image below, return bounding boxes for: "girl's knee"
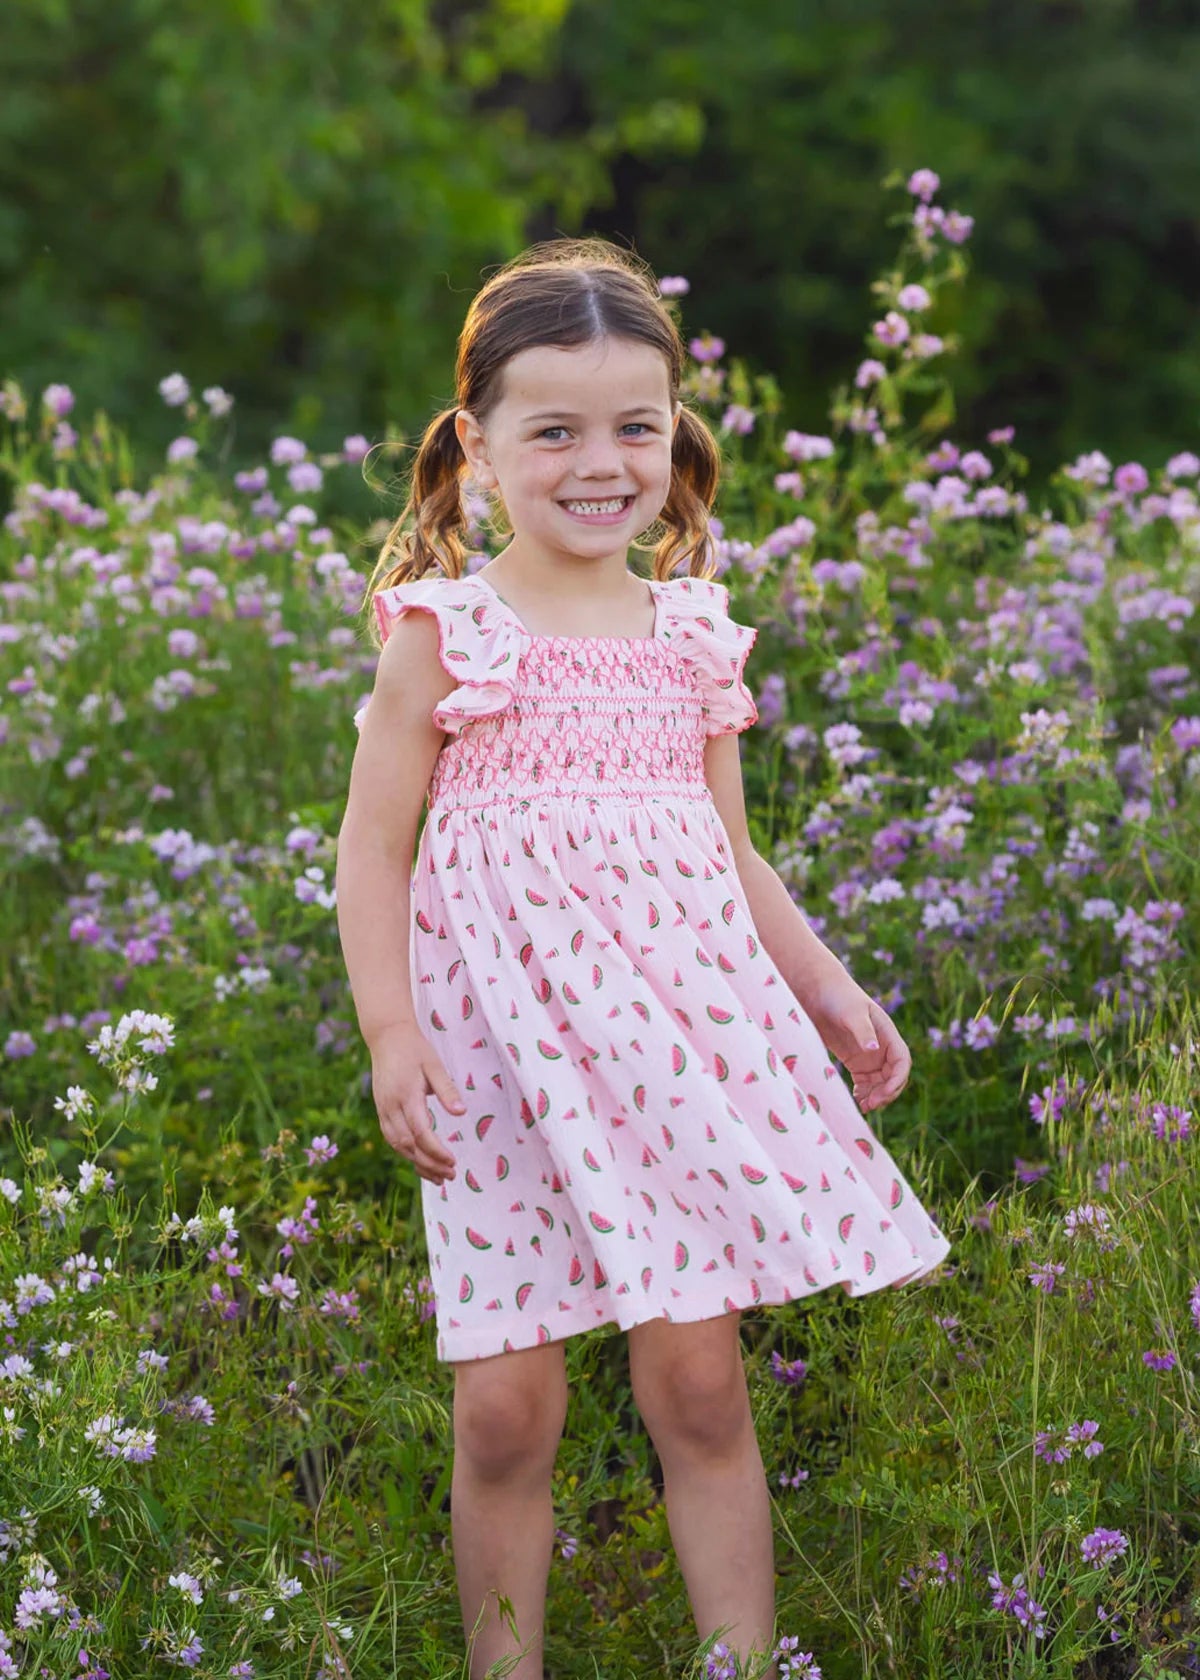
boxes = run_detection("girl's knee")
[630,1326,750,1458]
[453,1347,568,1481]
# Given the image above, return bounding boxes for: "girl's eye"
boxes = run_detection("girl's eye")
[536,423,651,441]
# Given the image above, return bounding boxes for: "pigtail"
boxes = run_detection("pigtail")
[362,407,467,644]
[652,405,722,581]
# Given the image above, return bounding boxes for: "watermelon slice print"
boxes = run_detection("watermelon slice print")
[707,1004,735,1025]
[671,1044,687,1076]
[533,977,552,1004]
[641,1266,654,1292]
[589,1211,616,1234]
[721,899,736,924]
[415,909,434,934]
[568,1256,585,1286]
[781,1171,807,1194]
[562,981,581,1004]
[459,1275,474,1303]
[676,858,695,877]
[674,1241,689,1271]
[465,1228,492,1251]
[495,1155,509,1182]
[717,952,736,973]
[750,1213,767,1244]
[525,888,549,907]
[475,1114,494,1141]
[536,1325,551,1345]
[633,1084,647,1111]
[890,1179,904,1208]
[536,1088,551,1120]
[863,1251,876,1275]
[536,1206,554,1230]
[593,1260,608,1289]
[855,1137,875,1159]
[464,1168,483,1193]
[537,1039,563,1060]
[838,1214,856,1244]
[591,963,603,989]
[708,1168,729,1191]
[570,929,585,956]
[740,1162,768,1186]
[713,1053,730,1082]
[583,1148,603,1173]
[767,1110,789,1134]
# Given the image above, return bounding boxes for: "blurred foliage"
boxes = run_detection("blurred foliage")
[554,0,1200,479]
[4,0,1200,482]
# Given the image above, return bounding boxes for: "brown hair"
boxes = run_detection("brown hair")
[362,237,722,640]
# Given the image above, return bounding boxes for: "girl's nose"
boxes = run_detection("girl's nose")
[576,433,623,476]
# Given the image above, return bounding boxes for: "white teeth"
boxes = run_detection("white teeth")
[563,497,630,515]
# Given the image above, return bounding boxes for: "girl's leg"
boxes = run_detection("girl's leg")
[628,1314,776,1672]
[451,1340,569,1680]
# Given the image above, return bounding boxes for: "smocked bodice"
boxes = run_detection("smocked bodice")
[428,637,709,809]
[353,571,759,811]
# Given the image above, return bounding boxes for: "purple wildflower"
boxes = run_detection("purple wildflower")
[705,1640,736,1680]
[774,1637,822,1679]
[770,1350,808,1387]
[1027,1261,1065,1293]
[907,168,940,202]
[898,1551,962,1596]
[1081,1527,1127,1569]
[988,1571,1047,1638]
[1142,1348,1176,1372]
[1014,1157,1050,1184]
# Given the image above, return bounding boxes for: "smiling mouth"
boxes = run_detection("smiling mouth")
[559,495,636,517]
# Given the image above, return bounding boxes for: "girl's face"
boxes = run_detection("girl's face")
[455,336,680,570]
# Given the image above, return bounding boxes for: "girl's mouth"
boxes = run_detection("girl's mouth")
[559,494,636,525]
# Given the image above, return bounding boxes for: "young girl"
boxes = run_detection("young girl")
[336,236,951,1679]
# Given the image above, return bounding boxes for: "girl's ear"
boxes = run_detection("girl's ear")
[455,409,497,490]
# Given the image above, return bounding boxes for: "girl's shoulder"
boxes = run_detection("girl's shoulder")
[358,572,520,736]
[371,571,487,647]
[655,573,759,737]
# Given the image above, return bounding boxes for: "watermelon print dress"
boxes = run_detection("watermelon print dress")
[357,570,952,1363]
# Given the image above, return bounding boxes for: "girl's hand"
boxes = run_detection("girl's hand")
[368,1023,465,1185]
[798,967,912,1115]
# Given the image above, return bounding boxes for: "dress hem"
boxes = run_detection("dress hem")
[434,1232,953,1363]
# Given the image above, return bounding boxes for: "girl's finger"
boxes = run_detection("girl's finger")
[403,1106,457,1174]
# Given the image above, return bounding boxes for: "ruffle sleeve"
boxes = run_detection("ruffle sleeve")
[353,574,521,736]
[655,575,759,735]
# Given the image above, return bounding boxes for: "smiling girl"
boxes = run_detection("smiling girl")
[336,236,951,1679]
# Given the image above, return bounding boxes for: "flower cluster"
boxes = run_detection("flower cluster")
[1081,1527,1128,1569]
[898,1550,963,1596]
[1033,1419,1103,1464]
[988,1569,1047,1638]
[769,1350,808,1387]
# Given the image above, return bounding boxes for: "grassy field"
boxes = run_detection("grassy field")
[2,176,1198,1679]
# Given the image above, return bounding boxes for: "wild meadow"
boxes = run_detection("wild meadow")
[1,171,1198,1679]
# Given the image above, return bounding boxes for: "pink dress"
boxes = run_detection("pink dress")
[357,570,951,1362]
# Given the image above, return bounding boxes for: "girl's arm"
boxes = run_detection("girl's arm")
[702,733,847,1002]
[704,733,912,1113]
[335,610,453,1048]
